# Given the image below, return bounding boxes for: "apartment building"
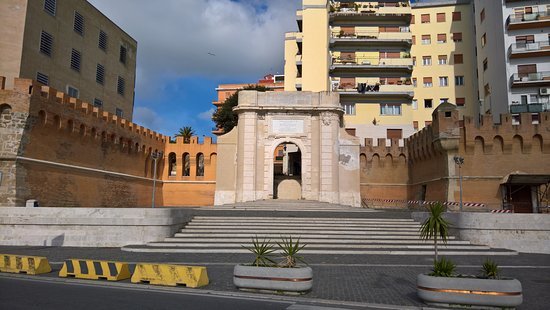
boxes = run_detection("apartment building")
[0,0,137,119]
[410,0,478,128]
[212,74,284,135]
[285,0,415,143]
[474,1,550,122]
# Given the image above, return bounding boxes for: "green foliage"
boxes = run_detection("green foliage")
[175,126,194,143]
[430,257,456,277]
[481,259,500,279]
[419,202,451,261]
[212,85,268,134]
[277,236,307,268]
[242,236,276,267]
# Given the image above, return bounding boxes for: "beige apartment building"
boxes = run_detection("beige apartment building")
[284,0,478,142]
[0,0,137,119]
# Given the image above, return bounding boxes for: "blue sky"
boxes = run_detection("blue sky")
[88,0,301,140]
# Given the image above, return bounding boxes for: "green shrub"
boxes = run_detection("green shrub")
[242,236,276,267]
[481,259,500,279]
[277,236,307,268]
[430,257,456,277]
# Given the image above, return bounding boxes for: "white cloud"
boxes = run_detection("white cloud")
[132,106,164,130]
[198,108,216,121]
[87,0,300,97]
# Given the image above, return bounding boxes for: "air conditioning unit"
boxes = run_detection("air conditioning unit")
[540,88,550,95]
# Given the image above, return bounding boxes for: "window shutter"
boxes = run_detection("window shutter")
[421,14,430,23]
[452,11,461,21]
[437,13,445,22]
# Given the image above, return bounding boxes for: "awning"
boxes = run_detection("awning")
[501,172,550,185]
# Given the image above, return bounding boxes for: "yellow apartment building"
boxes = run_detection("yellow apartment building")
[284,0,478,142]
[0,0,137,119]
[410,0,478,129]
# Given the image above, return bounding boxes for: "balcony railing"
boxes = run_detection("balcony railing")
[510,103,545,113]
[509,40,550,57]
[507,10,550,28]
[332,56,412,66]
[511,71,550,85]
[333,79,413,93]
[331,30,411,41]
[330,2,410,14]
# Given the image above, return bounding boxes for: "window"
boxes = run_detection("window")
[483,58,488,71]
[454,54,463,64]
[412,78,417,87]
[73,11,84,36]
[343,103,355,115]
[481,33,486,47]
[67,86,79,98]
[456,98,465,106]
[36,72,49,85]
[413,121,419,130]
[437,13,445,22]
[484,84,490,96]
[424,99,433,108]
[117,76,125,96]
[517,64,537,78]
[70,49,81,72]
[196,153,204,177]
[411,15,415,24]
[39,31,53,57]
[421,35,431,45]
[438,55,447,65]
[423,77,433,87]
[412,56,416,66]
[439,76,448,87]
[387,129,403,139]
[116,108,123,118]
[437,34,446,43]
[412,99,418,110]
[94,65,105,86]
[380,104,401,115]
[98,30,108,51]
[455,75,464,86]
[93,98,103,108]
[44,0,56,16]
[421,14,430,23]
[183,153,190,176]
[452,32,462,42]
[452,11,461,21]
[412,35,416,45]
[480,9,485,22]
[119,46,127,64]
[422,56,432,66]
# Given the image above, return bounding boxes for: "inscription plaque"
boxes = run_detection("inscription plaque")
[272,119,304,134]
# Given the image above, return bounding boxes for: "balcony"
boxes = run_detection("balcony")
[330,56,412,75]
[511,71,550,88]
[510,103,545,113]
[333,79,413,100]
[508,40,550,58]
[507,10,550,30]
[330,2,411,24]
[330,30,412,47]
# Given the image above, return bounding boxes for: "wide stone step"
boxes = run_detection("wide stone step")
[146,242,489,250]
[187,222,420,227]
[181,228,421,233]
[173,233,456,239]
[191,216,415,222]
[162,238,471,244]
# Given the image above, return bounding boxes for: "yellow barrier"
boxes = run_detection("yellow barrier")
[59,259,130,281]
[131,263,209,288]
[0,254,51,275]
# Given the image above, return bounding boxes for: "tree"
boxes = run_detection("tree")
[419,202,451,261]
[175,126,194,143]
[212,85,268,134]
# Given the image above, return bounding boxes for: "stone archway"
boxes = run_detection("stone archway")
[214,91,361,207]
[273,142,302,200]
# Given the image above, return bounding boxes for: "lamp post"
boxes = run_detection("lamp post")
[151,150,163,208]
[453,156,464,212]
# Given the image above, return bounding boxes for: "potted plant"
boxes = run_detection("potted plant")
[233,236,313,293]
[416,204,523,308]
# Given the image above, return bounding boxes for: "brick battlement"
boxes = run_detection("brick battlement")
[361,137,406,159]
[1,78,167,154]
[406,125,438,161]
[169,136,216,146]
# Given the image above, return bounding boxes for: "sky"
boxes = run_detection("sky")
[87,0,302,140]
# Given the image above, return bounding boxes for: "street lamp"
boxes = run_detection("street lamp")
[453,156,464,212]
[151,150,163,208]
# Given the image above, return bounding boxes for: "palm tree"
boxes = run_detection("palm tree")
[175,126,194,143]
[419,202,451,261]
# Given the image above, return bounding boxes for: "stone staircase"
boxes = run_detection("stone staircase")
[123,204,517,255]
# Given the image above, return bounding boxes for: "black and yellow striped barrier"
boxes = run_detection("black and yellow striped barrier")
[59,259,130,281]
[131,263,209,288]
[0,254,52,275]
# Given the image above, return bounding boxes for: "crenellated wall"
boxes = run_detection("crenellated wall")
[0,78,167,207]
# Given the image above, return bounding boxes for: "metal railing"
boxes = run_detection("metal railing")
[331,29,410,39]
[507,10,549,24]
[511,71,550,83]
[330,2,410,13]
[509,40,550,54]
[509,103,545,113]
[331,56,411,66]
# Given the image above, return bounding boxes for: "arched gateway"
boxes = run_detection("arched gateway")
[214,91,361,207]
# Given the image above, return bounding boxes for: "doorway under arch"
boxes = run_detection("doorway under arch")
[273,142,302,200]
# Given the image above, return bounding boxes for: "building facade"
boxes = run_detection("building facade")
[474,0,550,122]
[0,0,137,120]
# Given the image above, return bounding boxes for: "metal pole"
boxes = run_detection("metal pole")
[152,155,157,208]
[459,164,463,212]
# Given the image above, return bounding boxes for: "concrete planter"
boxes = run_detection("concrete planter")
[417,273,522,308]
[233,264,313,292]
